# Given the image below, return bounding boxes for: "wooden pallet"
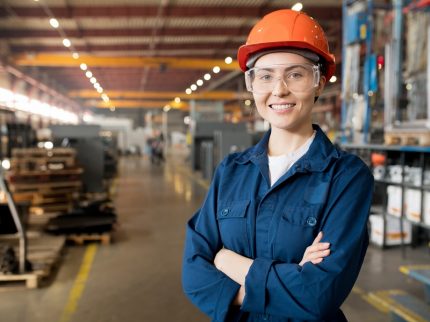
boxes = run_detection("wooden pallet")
[9,180,82,193]
[0,234,65,289]
[385,131,430,146]
[67,232,112,246]
[30,203,72,215]
[12,148,76,158]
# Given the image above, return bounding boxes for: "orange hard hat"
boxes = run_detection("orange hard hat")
[237,9,336,79]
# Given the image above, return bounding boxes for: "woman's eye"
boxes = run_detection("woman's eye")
[258,74,273,81]
[288,72,303,79]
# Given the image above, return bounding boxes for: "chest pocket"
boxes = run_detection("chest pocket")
[274,206,319,262]
[217,200,250,253]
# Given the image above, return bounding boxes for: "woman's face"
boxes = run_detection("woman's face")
[250,52,326,133]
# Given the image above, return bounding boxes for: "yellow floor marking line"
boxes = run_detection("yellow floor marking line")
[399,264,430,275]
[352,286,390,314]
[59,244,98,322]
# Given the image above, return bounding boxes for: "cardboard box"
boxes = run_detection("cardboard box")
[369,214,412,246]
[387,185,402,217]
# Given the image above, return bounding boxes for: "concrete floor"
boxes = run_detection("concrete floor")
[0,156,429,322]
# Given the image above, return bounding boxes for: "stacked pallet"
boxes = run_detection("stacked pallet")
[7,148,83,216]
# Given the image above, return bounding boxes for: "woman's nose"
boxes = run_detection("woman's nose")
[271,78,290,97]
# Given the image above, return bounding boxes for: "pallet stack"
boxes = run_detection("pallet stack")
[7,148,83,216]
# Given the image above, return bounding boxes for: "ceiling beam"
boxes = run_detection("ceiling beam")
[0,6,341,20]
[0,27,247,38]
[9,43,243,54]
[70,90,251,101]
[88,100,188,109]
[13,54,239,70]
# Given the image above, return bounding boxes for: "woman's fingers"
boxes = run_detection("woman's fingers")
[307,242,330,253]
[299,240,331,266]
[308,249,331,260]
[312,231,323,245]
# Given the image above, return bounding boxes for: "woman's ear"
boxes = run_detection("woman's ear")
[316,76,326,97]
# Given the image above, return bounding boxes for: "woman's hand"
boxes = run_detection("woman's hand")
[299,231,330,266]
[214,248,253,286]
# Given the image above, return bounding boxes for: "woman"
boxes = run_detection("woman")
[182,9,373,322]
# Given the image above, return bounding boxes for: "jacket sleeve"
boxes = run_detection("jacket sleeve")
[241,162,374,320]
[182,161,241,321]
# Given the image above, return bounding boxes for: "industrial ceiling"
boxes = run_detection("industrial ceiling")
[0,0,342,113]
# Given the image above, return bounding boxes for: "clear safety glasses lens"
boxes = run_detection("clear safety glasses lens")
[245,64,320,94]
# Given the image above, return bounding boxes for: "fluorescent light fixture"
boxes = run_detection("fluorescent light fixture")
[49,18,59,28]
[62,38,71,47]
[292,3,303,11]
[1,159,10,170]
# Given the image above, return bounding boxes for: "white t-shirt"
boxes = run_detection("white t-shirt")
[268,131,316,187]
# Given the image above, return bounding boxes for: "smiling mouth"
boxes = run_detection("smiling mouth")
[269,103,296,111]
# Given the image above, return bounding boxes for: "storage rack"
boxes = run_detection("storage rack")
[342,143,430,248]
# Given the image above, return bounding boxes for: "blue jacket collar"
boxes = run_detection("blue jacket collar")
[234,124,340,172]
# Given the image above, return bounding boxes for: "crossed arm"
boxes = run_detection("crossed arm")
[214,231,331,305]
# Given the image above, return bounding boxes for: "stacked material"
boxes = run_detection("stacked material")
[45,199,117,235]
[7,148,83,215]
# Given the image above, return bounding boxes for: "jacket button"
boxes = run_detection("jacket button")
[306,216,317,226]
[221,208,229,216]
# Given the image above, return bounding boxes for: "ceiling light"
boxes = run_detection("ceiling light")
[196,79,203,86]
[72,52,79,59]
[62,38,71,47]
[80,63,87,71]
[190,84,197,91]
[213,66,220,74]
[85,71,92,78]
[174,97,181,103]
[329,76,337,83]
[245,99,252,106]
[185,88,192,95]
[224,57,233,64]
[94,83,100,88]
[164,105,171,112]
[90,77,97,84]
[49,18,59,29]
[97,87,103,93]
[292,2,303,11]
[110,107,115,112]
[204,73,211,80]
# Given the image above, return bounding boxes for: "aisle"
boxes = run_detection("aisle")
[0,156,428,322]
[0,156,207,322]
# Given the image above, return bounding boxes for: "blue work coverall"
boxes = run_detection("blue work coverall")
[182,125,374,322]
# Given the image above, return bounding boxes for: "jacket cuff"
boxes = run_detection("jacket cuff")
[241,257,274,314]
[215,277,241,322]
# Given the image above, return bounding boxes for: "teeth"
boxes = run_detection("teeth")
[271,104,295,110]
